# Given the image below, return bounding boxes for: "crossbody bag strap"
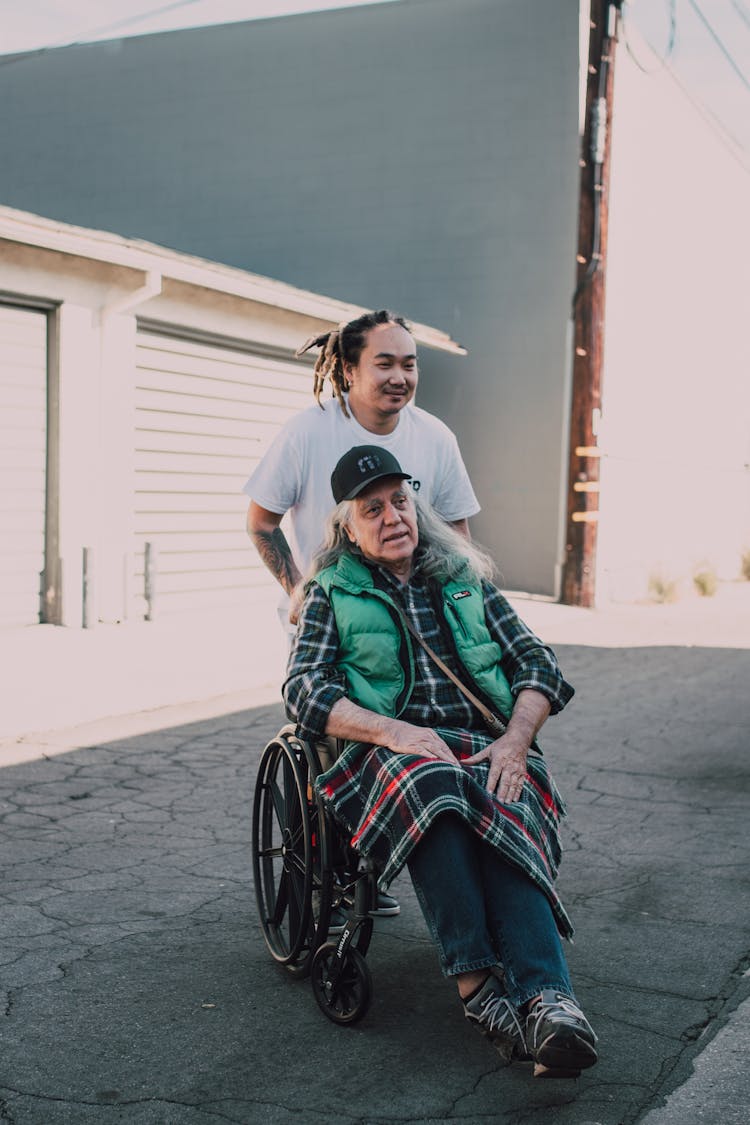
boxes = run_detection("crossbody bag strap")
[400,613,507,738]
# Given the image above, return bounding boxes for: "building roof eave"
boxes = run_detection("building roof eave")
[0,204,466,355]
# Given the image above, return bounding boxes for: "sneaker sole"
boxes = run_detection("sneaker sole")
[369,905,400,917]
[533,1063,582,1079]
[534,1029,597,1074]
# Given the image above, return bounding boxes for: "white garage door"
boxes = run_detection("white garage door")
[0,305,47,628]
[134,327,311,615]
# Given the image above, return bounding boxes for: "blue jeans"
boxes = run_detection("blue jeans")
[406,812,574,1010]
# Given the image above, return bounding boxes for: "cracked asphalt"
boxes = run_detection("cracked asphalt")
[1,643,748,1125]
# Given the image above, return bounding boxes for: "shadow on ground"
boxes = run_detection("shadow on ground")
[1,646,748,1125]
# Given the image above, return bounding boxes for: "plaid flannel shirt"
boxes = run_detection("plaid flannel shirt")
[283,558,574,743]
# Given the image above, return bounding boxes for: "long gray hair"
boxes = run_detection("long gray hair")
[308,491,496,585]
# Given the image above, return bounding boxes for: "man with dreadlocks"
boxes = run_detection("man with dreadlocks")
[244,309,479,630]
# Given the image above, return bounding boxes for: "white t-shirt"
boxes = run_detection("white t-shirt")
[244,400,480,580]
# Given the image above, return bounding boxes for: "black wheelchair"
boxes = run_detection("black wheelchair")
[252,724,380,1024]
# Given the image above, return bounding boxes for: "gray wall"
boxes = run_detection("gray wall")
[0,0,581,594]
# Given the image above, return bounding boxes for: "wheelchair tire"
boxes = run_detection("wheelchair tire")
[310,942,372,1025]
[252,729,333,978]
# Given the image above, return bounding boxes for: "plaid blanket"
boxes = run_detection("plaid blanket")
[315,728,573,939]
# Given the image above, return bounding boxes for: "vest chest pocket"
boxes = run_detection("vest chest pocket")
[445,599,473,640]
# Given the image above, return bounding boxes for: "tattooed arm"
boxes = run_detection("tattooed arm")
[246,501,303,604]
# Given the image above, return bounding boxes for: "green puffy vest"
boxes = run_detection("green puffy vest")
[315,554,515,721]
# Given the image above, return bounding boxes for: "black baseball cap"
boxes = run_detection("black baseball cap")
[331,446,411,504]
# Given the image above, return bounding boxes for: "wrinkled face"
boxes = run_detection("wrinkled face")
[344,323,418,427]
[344,477,418,577]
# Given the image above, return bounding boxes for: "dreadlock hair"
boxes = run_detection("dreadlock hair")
[295,309,411,417]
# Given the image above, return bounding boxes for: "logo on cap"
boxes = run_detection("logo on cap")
[358,453,380,474]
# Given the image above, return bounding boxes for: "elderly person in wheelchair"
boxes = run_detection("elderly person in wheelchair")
[283,445,598,1079]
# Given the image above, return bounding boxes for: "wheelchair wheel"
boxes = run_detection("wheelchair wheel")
[252,728,333,978]
[310,942,372,1025]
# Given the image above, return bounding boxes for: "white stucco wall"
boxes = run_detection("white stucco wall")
[597,45,750,603]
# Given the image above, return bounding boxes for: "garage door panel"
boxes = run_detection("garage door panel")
[135,367,310,411]
[0,303,46,627]
[0,462,46,486]
[0,377,46,404]
[0,407,48,436]
[135,470,249,493]
[135,490,246,512]
[0,452,46,477]
[2,527,47,552]
[134,382,307,419]
[136,584,269,615]
[0,598,41,629]
[0,511,45,535]
[135,451,255,477]
[135,530,251,553]
[138,568,267,596]
[0,488,46,513]
[134,398,294,434]
[134,510,251,535]
[137,548,254,574]
[134,329,310,617]
[0,341,46,368]
[135,428,264,458]
[137,339,311,391]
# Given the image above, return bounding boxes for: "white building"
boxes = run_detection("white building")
[0,205,461,636]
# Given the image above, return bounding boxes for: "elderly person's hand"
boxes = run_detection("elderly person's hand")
[462,688,552,803]
[382,718,458,764]
[463,734,529,803]
[325,700,458,765]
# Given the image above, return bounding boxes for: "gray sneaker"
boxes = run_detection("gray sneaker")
[370,891,400,917]
[463,975,526,1063]
[325,891,400,935]
[524,990,598,1078]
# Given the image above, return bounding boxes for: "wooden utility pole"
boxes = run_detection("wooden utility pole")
[560,0,619,607]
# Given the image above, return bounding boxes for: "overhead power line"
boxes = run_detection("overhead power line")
[731,0,750,29]
[621,0,677,75]
[53,0,207,45]
[621,0,750,175]
[0,0,205,67]
[686,0,750,91]
[664,55,750,173]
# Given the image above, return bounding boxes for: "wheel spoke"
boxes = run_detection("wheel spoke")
[285,821,305,851]
[286,849,307,878]
[271,869,289,925]
[268,778,286,827]
[287,870,303,937]
[287,862,306,913]
[282,754,297,827]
